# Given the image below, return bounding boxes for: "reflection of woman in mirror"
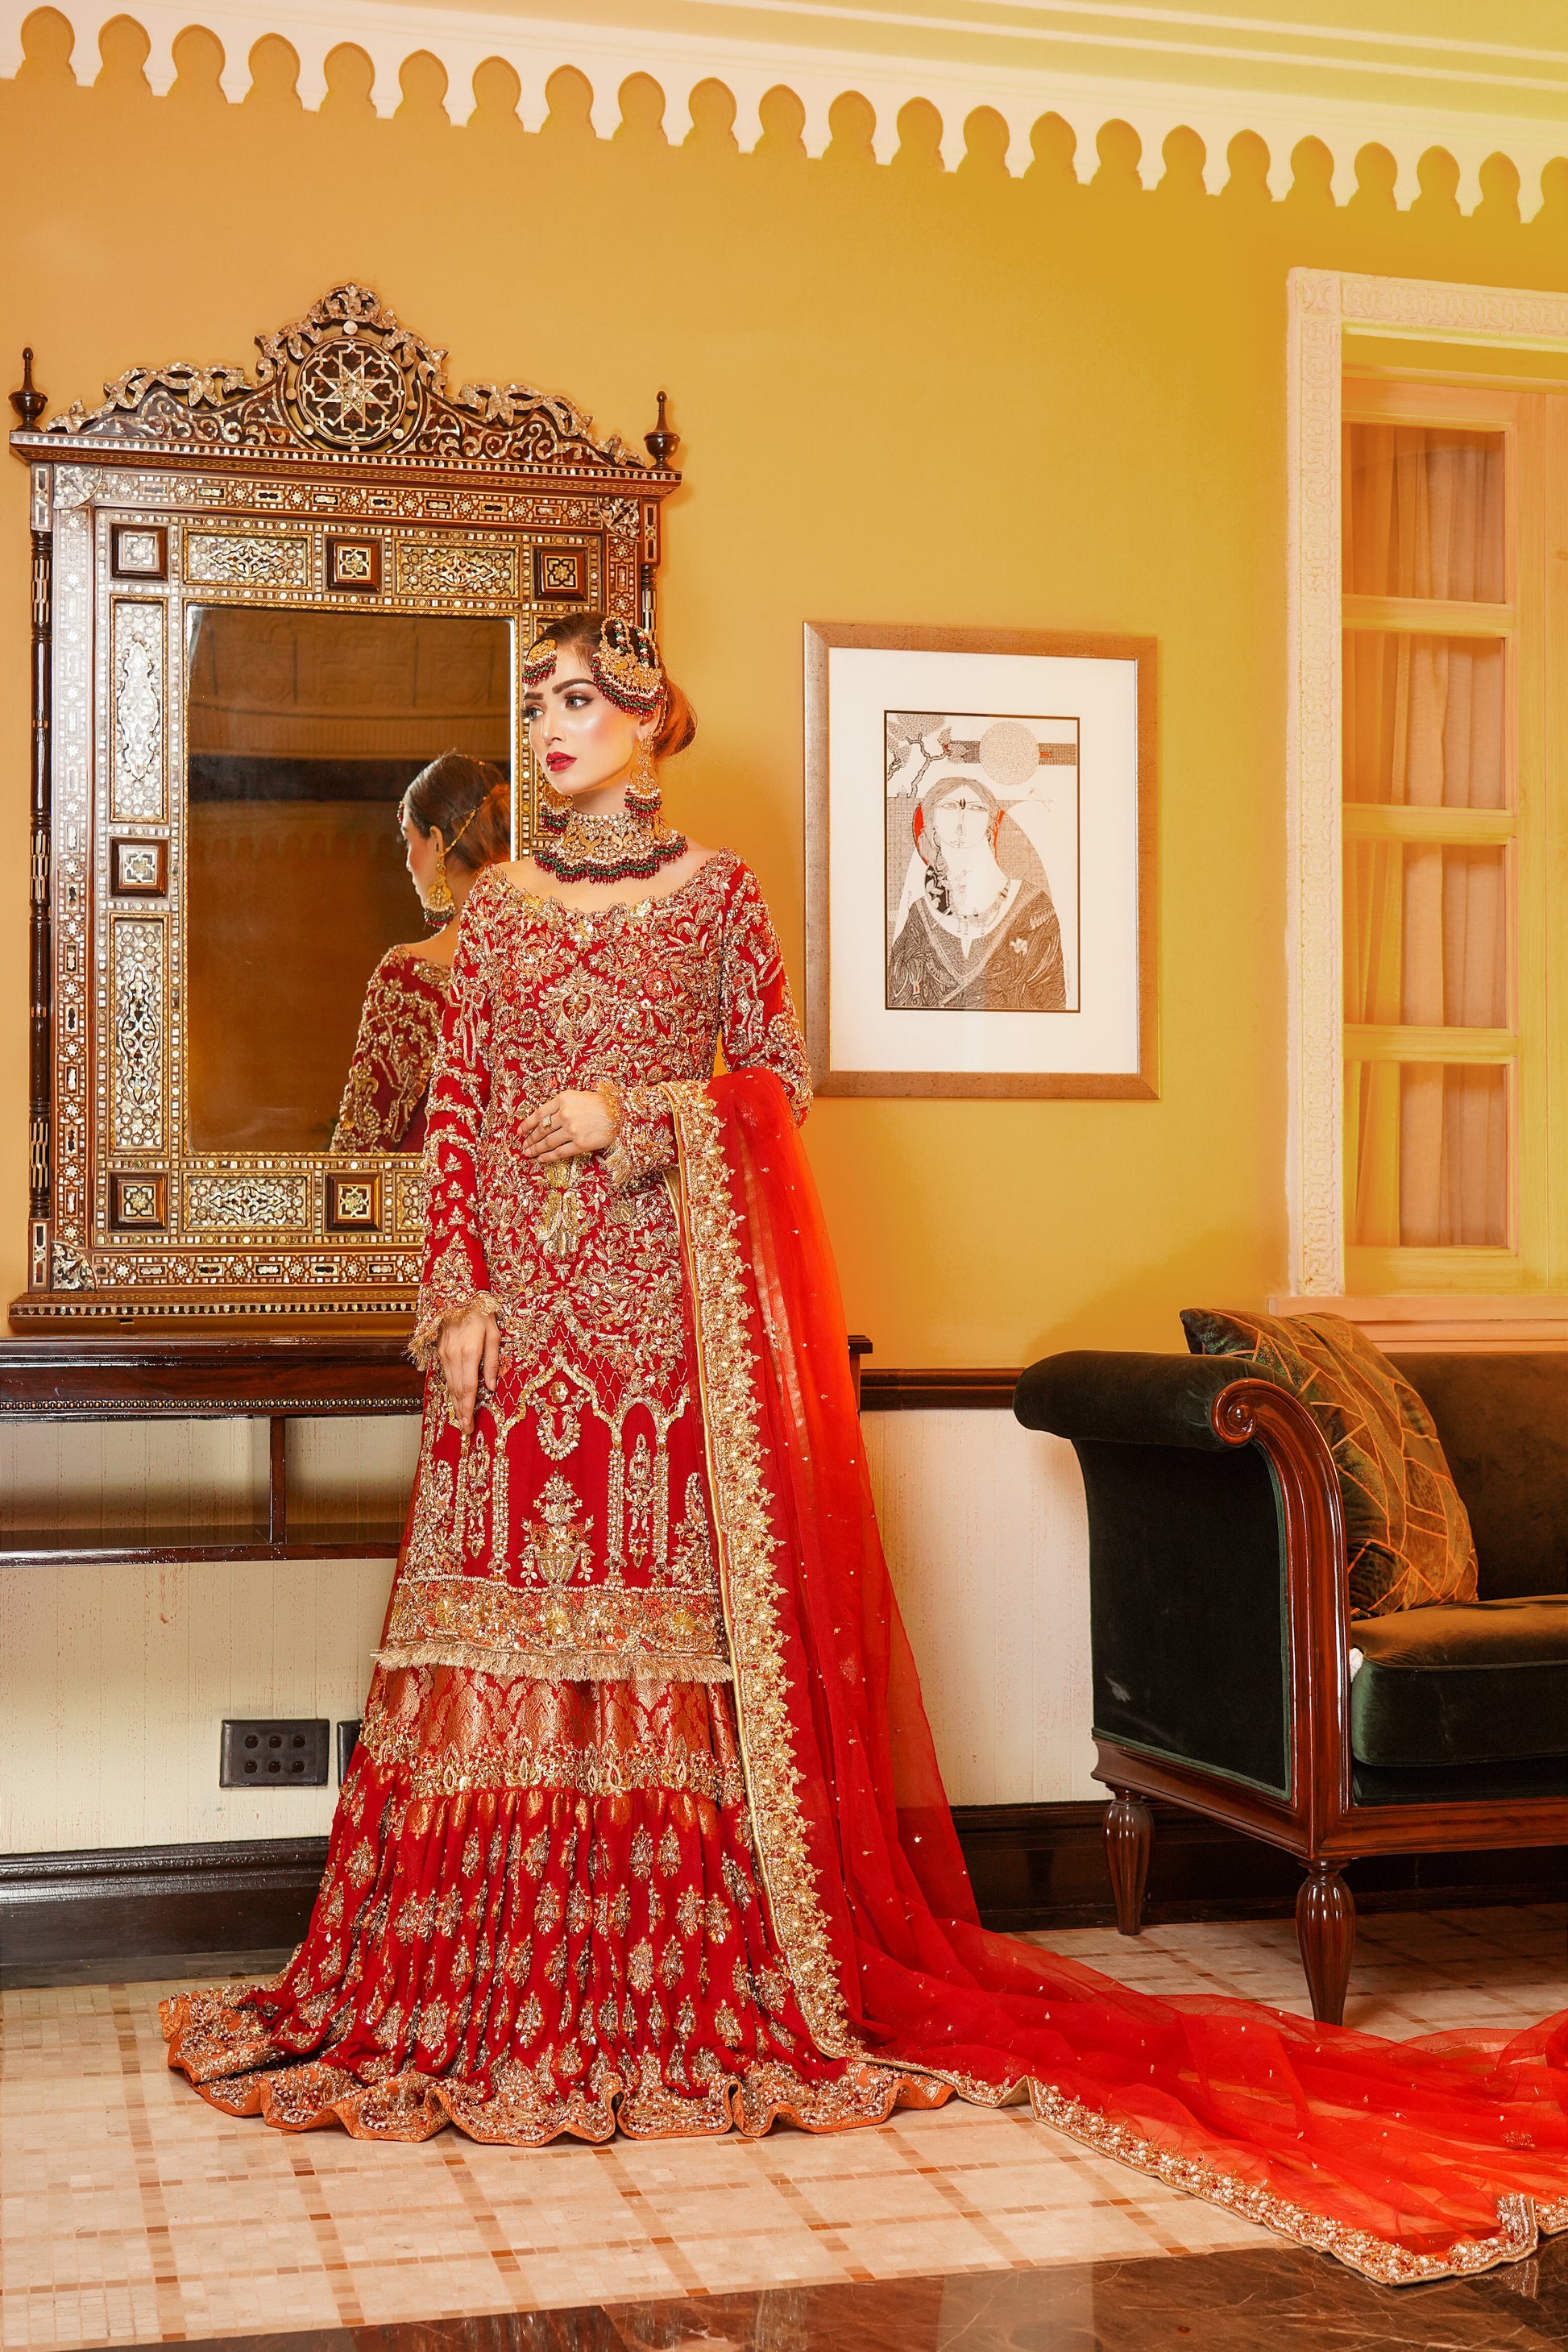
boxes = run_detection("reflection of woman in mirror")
[888,774,1067,1013]
[330,754,510,1151]
[162,624,1568,2284]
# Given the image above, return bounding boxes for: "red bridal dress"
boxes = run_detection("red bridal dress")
[331,944,452,1152]
[165,853,1568,2287]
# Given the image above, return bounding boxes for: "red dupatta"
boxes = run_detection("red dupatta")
[665,1068,1568,2287]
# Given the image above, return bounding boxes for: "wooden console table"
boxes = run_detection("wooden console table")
[0,1332,424,1566]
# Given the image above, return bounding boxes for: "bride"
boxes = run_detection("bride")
[164,615,1567,2286]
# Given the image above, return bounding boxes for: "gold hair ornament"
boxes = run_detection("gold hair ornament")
[591,617,665,718]
[520,617,666,720]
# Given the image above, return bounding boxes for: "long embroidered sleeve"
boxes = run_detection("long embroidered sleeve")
[411,898,498,1363]
[717,858,813,1121]
[331,947,451,1154]
[601,860,812,1191]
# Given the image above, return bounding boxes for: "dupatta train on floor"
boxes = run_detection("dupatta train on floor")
[164,857,1568,2287]
[662,1069,1568,2287]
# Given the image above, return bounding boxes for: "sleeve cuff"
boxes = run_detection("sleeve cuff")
[601,1081,678,1193]
[408,1290,504,1369]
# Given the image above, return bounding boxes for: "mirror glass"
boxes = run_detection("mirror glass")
[184,605,512,1151]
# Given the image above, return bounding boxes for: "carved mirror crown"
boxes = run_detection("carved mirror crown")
[10,286,680,1328]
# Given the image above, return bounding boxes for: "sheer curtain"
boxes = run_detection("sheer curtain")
[1343,426,1509,1248]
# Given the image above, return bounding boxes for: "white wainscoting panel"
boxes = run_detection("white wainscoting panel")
[0,1557,395,1853]
[0,1406,1093,1852]
[861,1411,1096,1807]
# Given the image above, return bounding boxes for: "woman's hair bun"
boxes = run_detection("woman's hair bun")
[403,753,512,872]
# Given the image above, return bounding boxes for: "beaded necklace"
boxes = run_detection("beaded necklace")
[533,798,688,886]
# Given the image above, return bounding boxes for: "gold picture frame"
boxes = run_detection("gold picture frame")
[803,621,1159,1100]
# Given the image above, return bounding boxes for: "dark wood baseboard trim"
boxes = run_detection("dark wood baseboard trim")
[953,1800,1567,1932]
[3,1807,1562,1972]
[0,1838,330,1969]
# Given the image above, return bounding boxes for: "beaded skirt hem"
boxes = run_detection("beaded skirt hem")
[159,2026,939,2146]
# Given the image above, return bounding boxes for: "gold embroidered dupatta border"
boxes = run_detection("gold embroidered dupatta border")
[663,1081,857,2060]
[663,1080,1566,2287]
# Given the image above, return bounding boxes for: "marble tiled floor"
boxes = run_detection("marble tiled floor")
[2,1907,1563,2352]
[76,2238,1568,2352]
[1024,1900,1568,2035]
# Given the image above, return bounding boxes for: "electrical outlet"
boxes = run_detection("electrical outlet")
[221,1719,330,1788]
[337,1719,361,1783]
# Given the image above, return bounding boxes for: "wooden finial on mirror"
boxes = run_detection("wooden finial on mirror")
[10,349,46,427]
[644,390,678,468]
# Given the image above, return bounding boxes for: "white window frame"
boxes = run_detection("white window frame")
[1284,267,1568,1338]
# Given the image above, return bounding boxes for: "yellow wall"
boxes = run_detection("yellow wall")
[6,21,1568,1364]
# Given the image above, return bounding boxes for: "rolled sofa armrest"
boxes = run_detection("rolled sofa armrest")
[1013,1350,1256,1450]
[1015,1350,1308,1802]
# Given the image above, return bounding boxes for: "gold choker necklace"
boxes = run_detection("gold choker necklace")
[534,797,688,887]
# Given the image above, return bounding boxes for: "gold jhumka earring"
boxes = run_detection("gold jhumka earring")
[422,801,481,927]
[624,738,662,818]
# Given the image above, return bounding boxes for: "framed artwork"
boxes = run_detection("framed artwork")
[803,623,1157,1098]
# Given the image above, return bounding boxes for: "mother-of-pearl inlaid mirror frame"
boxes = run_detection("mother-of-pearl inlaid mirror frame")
[8,284,679,1328]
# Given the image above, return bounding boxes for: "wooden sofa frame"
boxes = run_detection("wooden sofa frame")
[1025,1361,1567,2026]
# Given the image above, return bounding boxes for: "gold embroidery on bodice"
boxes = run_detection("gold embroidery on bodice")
[384,852,811,1687]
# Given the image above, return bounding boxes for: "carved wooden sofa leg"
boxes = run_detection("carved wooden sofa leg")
[1296,1861,1355,2025]
[1105,1789,1152,1936]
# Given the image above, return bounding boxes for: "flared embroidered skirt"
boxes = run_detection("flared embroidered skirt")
[161,1662,933,2143]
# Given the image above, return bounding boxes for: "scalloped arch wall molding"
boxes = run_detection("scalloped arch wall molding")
[7,0,1568,206]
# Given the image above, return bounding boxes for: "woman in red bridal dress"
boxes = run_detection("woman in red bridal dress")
[330,753,511,1153]
[165,616,1568,2286]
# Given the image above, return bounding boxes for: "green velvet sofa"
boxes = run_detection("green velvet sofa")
[1013,1347,1568,2022]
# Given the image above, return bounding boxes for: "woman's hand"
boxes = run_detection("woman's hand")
[438,1304,500,1435]
[521,1089,617,1164]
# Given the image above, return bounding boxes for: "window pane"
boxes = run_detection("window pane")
[1343,632,1505,807]
[1346,1061,1508,1248]
[1344,844,1507,1027]
[1343,423,1505,600]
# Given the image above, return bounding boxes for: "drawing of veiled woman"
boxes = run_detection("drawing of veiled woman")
[887,773,1067,1012]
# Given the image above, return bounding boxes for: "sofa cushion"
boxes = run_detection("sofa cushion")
[1180,1308,1478,1616]
[1349,1595,1568,1768]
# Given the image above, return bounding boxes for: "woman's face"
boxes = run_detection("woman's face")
[400,799,442,908]
[523,646,653,798]
[929,783,993,862]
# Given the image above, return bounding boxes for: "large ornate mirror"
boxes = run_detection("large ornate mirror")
[8,285,679,1327]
